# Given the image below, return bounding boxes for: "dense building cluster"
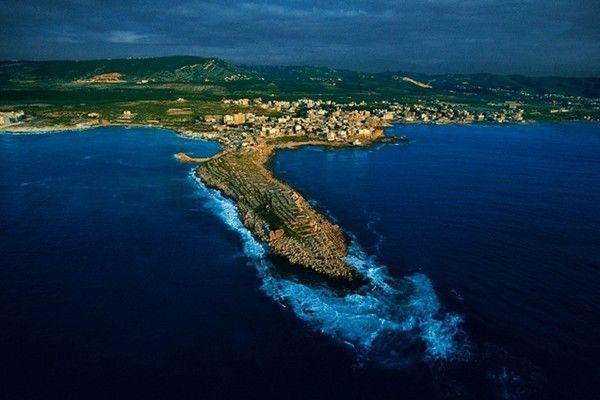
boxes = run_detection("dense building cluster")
[386,101,524,123]
[205,98,525,148]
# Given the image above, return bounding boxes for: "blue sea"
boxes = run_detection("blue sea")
[1,124,599,399]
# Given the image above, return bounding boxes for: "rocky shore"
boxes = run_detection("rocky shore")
[191,135,406,281]
[1,119,405,282]
[197,144,355,280]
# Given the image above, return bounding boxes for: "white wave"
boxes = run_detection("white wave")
[190,172,469,366]
[365,213,385,254]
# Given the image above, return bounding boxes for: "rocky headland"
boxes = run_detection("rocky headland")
[185,135,406,281]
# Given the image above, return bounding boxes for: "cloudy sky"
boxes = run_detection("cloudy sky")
[1,0,598,75]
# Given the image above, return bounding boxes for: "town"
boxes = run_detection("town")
[1,97,528,149]
[186,98,526,148]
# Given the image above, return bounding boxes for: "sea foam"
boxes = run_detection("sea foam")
[191,174,469,366]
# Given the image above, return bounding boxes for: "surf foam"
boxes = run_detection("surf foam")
[191,173,469,366]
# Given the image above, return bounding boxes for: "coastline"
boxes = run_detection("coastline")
[194,143,356,280]
[0,123,217,143]
[8,120,589,282]
[0,121,402,281]
[3,118,589,137]
[3,119,598,283]
[0,124,98,134]
[188,134,407,281]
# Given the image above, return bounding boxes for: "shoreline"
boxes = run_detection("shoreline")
[195,143,357,281]
[0,124,98,134]
[0,121,402,281]
[187,134,407,281]
[0,123,219,143]
[0,121,592,280]
[2,118,594,137]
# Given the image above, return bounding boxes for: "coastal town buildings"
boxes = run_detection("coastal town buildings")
[189,97,529,149]
[2,95,533,145]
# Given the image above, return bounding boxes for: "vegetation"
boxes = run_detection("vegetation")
[1,56,598,126]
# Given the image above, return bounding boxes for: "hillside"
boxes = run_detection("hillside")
[0,56,260,84]
[0,56,597,96]
[0,57,598,120]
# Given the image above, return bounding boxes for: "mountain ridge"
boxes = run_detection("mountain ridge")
[1,56,599,100]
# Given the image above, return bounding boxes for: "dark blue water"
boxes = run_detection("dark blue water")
[1,125,599,399]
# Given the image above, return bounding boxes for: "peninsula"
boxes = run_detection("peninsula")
[195,144,355,280]
[1,56,598,280]
[169,96,409,280]
[182,135,404,281]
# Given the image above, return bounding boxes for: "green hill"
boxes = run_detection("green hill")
[0,56,260,84]
[0,56,598,105]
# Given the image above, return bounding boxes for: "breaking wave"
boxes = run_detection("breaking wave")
[191,174,469,367]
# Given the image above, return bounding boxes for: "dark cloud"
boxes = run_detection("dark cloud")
[0,0,598,75]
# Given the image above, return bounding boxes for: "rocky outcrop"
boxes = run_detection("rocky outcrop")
[196,144,357,281]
